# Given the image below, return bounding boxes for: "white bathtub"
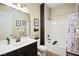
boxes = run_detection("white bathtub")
[46,43,66,56]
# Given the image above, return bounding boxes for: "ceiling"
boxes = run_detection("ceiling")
[46,3,63,8]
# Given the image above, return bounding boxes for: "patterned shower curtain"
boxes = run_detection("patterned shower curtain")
[67,12,78,52]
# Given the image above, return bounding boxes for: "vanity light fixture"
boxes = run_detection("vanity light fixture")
[12,3,27,8]
[20,3,27,8]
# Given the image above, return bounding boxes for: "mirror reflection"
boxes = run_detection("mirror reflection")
[0,4,30,41]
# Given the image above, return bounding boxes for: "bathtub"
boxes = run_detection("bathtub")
[46,40,66,56]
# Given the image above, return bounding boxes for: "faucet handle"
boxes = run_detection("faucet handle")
[48,35,50,37]
[52,41,58,45]
[16,37,20,42]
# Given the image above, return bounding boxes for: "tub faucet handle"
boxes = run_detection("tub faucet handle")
[52,41,57,45]
[48,39,51,40]
[48,35,50,37]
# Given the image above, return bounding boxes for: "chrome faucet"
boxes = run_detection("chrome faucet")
[16,37,20,42]
[6,37,10,44]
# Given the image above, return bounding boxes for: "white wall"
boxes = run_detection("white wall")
[49,16,68,55]
[0,3,40,40]
[0,4,14,40]
[50,3,76,55]
[51,3,76,19]
[44,4,51,45]
[26,3,40,38]
[45,3,76,55]
[45,4,51,19]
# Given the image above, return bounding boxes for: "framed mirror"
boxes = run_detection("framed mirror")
[0,3,31,40]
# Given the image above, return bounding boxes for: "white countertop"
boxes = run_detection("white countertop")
[0,37,37,55]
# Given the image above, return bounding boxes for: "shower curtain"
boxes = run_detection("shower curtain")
[67,12,78,52]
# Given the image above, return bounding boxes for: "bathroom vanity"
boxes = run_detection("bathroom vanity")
[0,37,37,56]
[0,4,37,56]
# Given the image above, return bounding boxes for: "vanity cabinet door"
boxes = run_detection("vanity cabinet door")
[24,42,37,56]
[16,42,37,56]
[1,50,18,56]
[16,47,25,56]
[1,42,37,56]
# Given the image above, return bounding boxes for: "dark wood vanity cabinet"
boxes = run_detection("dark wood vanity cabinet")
[1,42,37,56]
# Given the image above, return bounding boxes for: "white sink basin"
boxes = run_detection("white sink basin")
[0,37,37,55]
